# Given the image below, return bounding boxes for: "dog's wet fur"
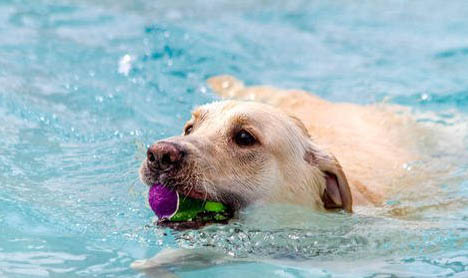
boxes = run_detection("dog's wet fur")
[140,100,353,216]
[134,75,436,272]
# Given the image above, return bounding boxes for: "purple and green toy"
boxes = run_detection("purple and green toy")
[148,183,232,225]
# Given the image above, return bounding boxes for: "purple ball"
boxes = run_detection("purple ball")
[148,183,179,219]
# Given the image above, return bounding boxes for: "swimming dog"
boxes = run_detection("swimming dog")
[134,75,425,275]
[140,75,420,215]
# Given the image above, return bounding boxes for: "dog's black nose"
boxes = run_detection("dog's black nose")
[147,142,185,171]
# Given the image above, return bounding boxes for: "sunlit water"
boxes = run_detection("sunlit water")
[1,0,468,277]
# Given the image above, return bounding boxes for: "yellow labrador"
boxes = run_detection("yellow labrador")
[139,75,426,215]
[134,75,433,273]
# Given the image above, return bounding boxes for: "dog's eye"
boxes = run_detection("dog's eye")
[184,125,193,135]
[234,130,257,146]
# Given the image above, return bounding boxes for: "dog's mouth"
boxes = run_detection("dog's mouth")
[148,182,235,230]
[141,157,243,229]
[175,184,208,201]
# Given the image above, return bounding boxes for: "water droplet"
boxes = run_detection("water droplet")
[199,85,207,94]
[403,163,412,171]
[119,54,134,76]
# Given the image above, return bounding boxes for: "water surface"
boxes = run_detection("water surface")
[1,0,468,277]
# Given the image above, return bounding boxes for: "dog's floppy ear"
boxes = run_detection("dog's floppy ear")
[304,149,353,212]
[288,115,353,212]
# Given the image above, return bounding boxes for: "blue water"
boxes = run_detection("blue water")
[1,0,468,277]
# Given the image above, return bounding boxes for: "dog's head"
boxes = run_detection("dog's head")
[139,100,352,212]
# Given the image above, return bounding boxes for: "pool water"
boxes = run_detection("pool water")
[1,0,468,277]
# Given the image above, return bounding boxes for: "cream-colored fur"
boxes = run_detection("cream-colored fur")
[207,75,426,208]
[140,75,428,214]
[133,75,439,273]
[140,99,343,211]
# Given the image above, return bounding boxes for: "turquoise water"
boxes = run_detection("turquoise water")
[1,0,468,277]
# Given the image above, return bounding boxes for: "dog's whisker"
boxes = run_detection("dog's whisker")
[184,184,195,201]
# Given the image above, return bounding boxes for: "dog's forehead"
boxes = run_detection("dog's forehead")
[195,101,281,124]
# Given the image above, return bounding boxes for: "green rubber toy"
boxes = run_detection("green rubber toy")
[149,184,232,224]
